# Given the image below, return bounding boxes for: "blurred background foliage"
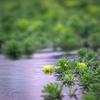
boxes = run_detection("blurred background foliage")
[0,0,100,57]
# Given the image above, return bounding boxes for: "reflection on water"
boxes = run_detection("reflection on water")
[0,50,80,100]
[43,71,53,75]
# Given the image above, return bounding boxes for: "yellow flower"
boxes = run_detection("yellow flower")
[56,66,61,69]
[64,64,67,70]
[56,64,67,70]
[43,65,53,72]
[64,64,67,67]
[77,62,87,68]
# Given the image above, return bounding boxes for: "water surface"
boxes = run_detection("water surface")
[0,50,82,100]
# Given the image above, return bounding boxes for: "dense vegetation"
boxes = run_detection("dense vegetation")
[0,0,100,57]
[42,49,100,100]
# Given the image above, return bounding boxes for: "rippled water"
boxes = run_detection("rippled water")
[0,50,82,100]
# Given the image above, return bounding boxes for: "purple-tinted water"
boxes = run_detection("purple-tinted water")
[0,50,82,100]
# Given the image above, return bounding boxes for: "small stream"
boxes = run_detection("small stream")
[0,49,82,100]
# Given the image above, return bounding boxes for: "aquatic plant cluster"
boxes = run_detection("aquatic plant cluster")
[0,0,100,58]
[42,49,100,100]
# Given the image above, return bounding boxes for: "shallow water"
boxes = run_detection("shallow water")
[0,50,82,100]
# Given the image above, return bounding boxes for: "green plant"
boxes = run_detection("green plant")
[78,49,98,63]
[94,61,100,69]
[82,93,98,100]
[60,33,81,50]
[54,67,64,74]
[89,61,100,70]
[3,40,23,58]
[30,20,42,30]
[41,82,64,99]
[80,71,94,86]
[94,67,100,75]
[67,60,77,70]
[0,33,6,49]
[62,70,75,75]
[89,33,100,51]
[23,38,36,55]
[75,67,89,76]
[86,61,93,67]
[3,23,12,32]
[62,74,76,85]
[39,37,49,48]
[55,58,68,71]
[69,86,77,97]
[85,50,98,61]
[51,35,61,49]
[78,48,87,58]
[54,23,66,33]
[83,39,89,48]
[67,38,80,48]
[17,19,29,30]
[88,83,100,95]
[94,75,100,83]
[93,68,100,83]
